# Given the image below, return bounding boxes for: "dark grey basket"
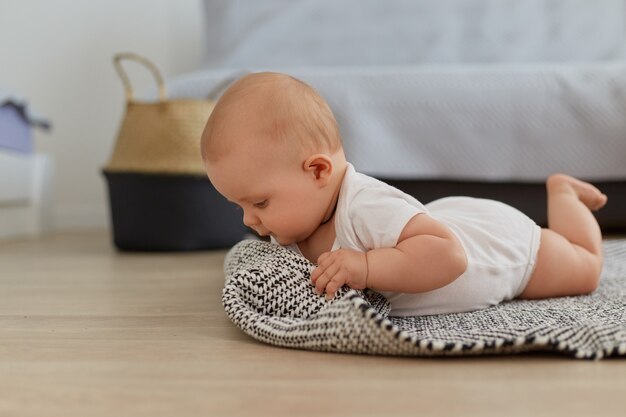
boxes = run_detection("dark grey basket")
[103,171,247,251]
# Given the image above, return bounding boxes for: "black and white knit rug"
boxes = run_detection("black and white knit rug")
[222,239,626,360]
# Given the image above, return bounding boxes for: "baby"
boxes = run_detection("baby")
[201,72,608,316]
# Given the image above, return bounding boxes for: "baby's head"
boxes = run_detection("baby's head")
[201,72,347,245]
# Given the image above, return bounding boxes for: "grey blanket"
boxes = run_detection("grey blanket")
[222,239,626,359]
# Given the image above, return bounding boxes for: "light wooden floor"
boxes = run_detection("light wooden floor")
[1,231,625,417]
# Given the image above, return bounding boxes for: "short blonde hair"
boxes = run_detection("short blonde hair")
[201,72,342,161]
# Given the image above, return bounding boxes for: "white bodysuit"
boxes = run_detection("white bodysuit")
[282,163,541,317]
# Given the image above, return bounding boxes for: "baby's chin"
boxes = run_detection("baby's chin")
[270,235,295,246]
[273,233,315,247]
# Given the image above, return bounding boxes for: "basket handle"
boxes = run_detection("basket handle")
[113,53,167,103]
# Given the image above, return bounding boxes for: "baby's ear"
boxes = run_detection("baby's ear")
[303,154,333,183]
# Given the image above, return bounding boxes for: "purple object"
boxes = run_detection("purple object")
[0,91,50,155]
[0,104,34,154]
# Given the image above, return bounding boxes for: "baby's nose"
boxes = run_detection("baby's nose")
[242,211,260,227]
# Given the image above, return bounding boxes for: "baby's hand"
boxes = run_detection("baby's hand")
[311,249,368,300]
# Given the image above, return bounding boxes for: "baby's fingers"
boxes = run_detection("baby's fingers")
[312,254,335,284]
[311,263,330,284]
[325,277,344,300]
[314,264,340,295]
[316,251,333,265]
[311,266,322,284]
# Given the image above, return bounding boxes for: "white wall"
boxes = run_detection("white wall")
[0,0,205,230]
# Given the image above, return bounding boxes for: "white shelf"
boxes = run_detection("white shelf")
[0,151,33,203]
[0,152,53,239]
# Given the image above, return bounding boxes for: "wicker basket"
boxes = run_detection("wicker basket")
[102,53,246,251]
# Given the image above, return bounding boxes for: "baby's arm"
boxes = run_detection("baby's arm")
[311,214,467,299]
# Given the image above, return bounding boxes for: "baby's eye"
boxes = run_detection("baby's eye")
[253,200,268,209]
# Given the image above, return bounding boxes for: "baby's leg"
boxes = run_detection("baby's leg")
[519,174,607,299]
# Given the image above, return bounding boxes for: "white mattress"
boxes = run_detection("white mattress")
[201,0,626,67]
[167,63,626,181]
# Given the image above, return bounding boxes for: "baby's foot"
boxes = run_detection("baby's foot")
[547,174,608,211]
